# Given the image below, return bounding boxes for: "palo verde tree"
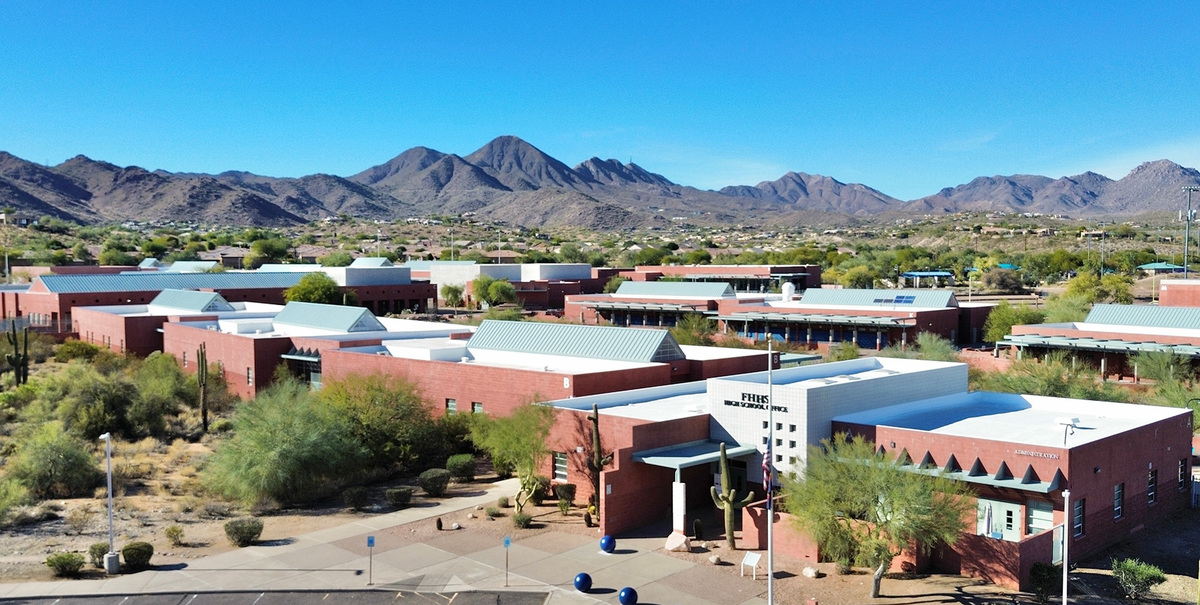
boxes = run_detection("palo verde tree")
[469,402,555,514]
[783,433,974,598]
[283,272,354,306]
[669,313,716,346]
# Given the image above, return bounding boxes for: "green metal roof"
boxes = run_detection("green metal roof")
[138,258,162,268]
[350,257,393,267]
[999,333,1200,358]
[272,302,385,333]
[468,319,686,362]
[1137,262,1184,271]
[1085,303,1200,329]
[799,288,957,308]
[587,301,706,313]
[37,272,307,294]
[148,289,234,313]
[615,281,735,298]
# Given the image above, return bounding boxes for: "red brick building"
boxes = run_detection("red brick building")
[625,264,822,292]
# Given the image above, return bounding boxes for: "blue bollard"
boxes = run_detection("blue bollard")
[600,535,615,553]
[618,586,638,605]
[573,572,592,592]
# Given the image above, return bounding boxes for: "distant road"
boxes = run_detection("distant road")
[0,590,550,605]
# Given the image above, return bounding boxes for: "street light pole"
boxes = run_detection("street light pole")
[1062,488,1071,605]
[1185,187,1200,279]
[99,432,119,574]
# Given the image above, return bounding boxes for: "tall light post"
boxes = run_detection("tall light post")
[99,432,120,574]
[1062,488,1071,605]
[1184,186,1200,279]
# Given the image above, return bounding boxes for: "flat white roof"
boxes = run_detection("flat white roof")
[764,301,946,313]
[81,301,282,318]
[598,392,709,422]
[677,344,766,361]
[834,391,1189,449]
[343,338,663,374]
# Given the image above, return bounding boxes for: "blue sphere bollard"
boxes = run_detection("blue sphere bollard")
[618,586,638,605]
[573,572,593,592]
[600,535,616,553]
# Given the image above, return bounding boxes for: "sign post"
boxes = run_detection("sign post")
[503,536,511,587]
[367,535,375,586]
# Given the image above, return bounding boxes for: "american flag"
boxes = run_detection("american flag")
[762,447,773,503]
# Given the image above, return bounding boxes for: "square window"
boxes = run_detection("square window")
[776,422,782,431]
[788,456,796,465]
[775,454,783,463]
[789,424,796,432]
[789,440,797,449]
[775,438,782,447]
[472,402,483,413]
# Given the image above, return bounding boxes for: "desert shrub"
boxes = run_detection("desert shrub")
[129,352,197,438]
[164,525,184,547]
[211,418,233,433]
[45,552,85,577]
[33,363,137,440]
[202,378,366,504]
[497,496,509,508]
[512,513,532,529]
[1029,562,1060,602]
[121,541,154,571]
[419,468,451,497]
[88,542,109,568]
[318,374,436,472]
[1111,558,1167,600]
[528,476,551,506]
[7,422,101,498]
[55,339,101,363]
[557,498,571,516]
[0,479,31,522]
[224,518,264,547]
[553,483,576,504]
[446,454,476,482]
[485,506,500,519]
[65,507,94,534]
[493,458,514,479]
[385,487,413,508]
[343,486,369,510]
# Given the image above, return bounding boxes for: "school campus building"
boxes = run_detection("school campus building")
[541,357,1191,590]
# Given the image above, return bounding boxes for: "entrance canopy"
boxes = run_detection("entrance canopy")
[634,439,757,471]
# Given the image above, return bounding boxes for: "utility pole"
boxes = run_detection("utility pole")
[1185,187,1199,279]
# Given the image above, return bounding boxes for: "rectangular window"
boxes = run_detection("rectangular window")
[775,422,782,431]
[762,436,768,445]
[472,402,483,413]
[182,352,188,368]
[553,452,568,482]
[1180,459,1188,490]
[775,438,782,447]
[775,454,783,463]
[1113,483,1124,519]
[1004,510,1014,531]
[1148,469,1158,504]
[762,421,768,429]
[1072,499,1085,537]
[247,367,253,386]
[789,440,797,449]
[788,456,797,464]
[789,424,796,433]
[445,398,457,414]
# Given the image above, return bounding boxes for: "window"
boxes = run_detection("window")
[553,452,568,482]
[776,422,782,431]
[789,440,797,449]
[762,421,768,429]
[1072,499,1085,537]
[1148,469,1158,504]
[445,398,457,415]
[789,424,796,433]
[788,456,796,464]
[762,436,768,445]
[472,402,484,413]
[1004,510,1014,532]
[775,454,783,463]
[1113,483,1124,519]
[775,438,782,447]
[1180,459,1188,490]
[247,367,253,386]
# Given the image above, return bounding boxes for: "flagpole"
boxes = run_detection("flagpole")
[766,337,774,605]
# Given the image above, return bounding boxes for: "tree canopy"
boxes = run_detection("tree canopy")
[284,272,352,305]
[783,433,974,597]
[469,403,555,513]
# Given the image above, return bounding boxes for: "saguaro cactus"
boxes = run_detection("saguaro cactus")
[586,403,613,509]
[197,343,209,433]
[710,442,754,550]
[6,323,29,386]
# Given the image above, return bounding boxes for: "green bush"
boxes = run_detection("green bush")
[528,476,551,506]
[0,478,30,522]
[224,518,264,547]
[485,506,501,518]
[497,496,509,508]
[88,542,110,568]
[45,552,85,577]
[419,468,451,497]
[343,486,369,510]
[121,541,154,571]
[1112,558,1167,600]
[553,483,576,504]
[164,525,185,547]
[512,513,532,529]
[8,422,101,498]
[557,498,571,516]
[202,379,367,505]
[1029,562,1059,602]
[493,459,514,479]
[385,487,413,509]
[54,339,101,363]
[446,454,476,482]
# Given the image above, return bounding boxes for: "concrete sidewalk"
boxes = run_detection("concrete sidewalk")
[0,478,768,605]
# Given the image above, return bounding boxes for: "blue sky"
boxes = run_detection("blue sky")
[1,2,1198,200]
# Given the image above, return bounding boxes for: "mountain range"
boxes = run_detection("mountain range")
[2,136,1199,229]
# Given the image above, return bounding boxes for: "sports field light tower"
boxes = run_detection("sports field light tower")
[1184,186,1200,278]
